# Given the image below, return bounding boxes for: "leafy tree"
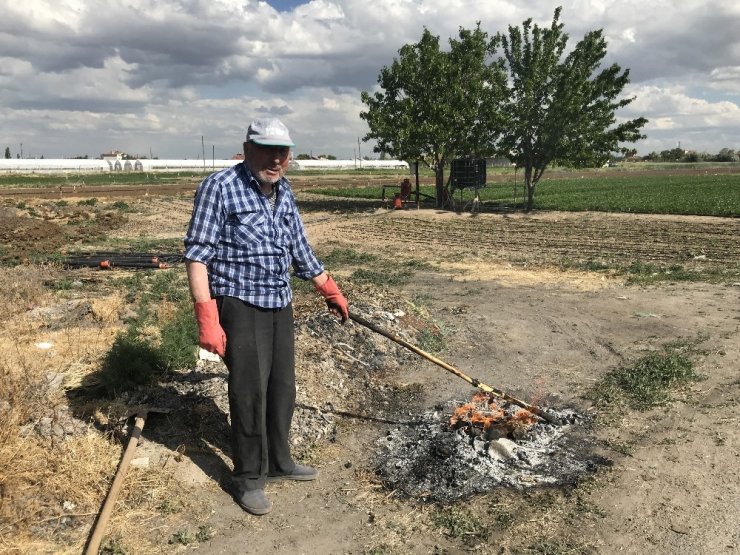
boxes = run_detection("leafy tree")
[493,7,647,210]
[659,148,685,162]
[4,147,10,159]
[715,148,737,162]
[361,25,507,207]
[620,148,638,159]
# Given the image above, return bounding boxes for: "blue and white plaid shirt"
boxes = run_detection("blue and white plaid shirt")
[184,162,324,309]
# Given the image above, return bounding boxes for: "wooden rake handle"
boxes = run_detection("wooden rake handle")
[85,414,147,555]
[349,311,557,424]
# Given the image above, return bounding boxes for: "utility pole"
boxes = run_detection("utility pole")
[357,137,361,168]
[201,136,206,172]
[20,143,23,159]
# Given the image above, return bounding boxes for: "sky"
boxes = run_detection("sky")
[1,0,739,160]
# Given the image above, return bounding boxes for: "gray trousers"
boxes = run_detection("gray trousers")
[217,296,296,492]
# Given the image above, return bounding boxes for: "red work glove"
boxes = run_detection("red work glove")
[194,299,226,357]
[315,275,349,323]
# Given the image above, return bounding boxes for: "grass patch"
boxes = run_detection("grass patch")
[321,247,378,266]
[0,171,200,188]
[100,536,130,554]
[417,328,445,353]
[350,268,413,287]
[431,506,489,545]
[590,337,705,412]
[101,237,185,254]
[99,271,197,393]
[529,539,593,554]
[623,261,734,285]
[556,257,738,285]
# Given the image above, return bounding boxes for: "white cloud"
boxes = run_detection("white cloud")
[2,0,740,157]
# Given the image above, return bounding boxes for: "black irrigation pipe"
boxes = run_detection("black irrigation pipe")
[63,252,184,270]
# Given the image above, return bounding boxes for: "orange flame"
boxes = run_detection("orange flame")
[449,393,537,438]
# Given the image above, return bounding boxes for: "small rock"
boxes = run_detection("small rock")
[199,348,221,362]
[488,438,517,460]
[45,372,65,391]
[131,457,150,469]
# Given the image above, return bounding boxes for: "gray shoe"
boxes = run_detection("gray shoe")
[267,464,318,482]
[233,488,272,515]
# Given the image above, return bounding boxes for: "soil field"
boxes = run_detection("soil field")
[0,180,738,554]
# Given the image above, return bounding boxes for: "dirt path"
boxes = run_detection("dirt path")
[177,206,739,554]
[2,190,737,554]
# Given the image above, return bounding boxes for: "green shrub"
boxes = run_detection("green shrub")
[99,333,168,394]
[158,304,198,371]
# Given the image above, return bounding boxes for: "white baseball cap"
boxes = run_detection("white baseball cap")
[246,118,295,147]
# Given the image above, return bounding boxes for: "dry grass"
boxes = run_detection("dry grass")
[0,263,192,553]
[0,264,52,318]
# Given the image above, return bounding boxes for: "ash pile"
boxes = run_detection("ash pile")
[375,393,605,502]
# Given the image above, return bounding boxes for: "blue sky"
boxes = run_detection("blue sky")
[265,0,307,12]
[1,0,739,159]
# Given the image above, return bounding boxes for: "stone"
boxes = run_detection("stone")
[487,438,517,461]
[131,457,150,469]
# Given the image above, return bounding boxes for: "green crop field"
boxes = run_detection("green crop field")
[313,172,740,217]
[0,171,205,188]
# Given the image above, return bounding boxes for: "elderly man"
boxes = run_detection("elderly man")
[184,118,348,515]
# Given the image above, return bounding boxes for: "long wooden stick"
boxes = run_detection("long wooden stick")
[349,312,557,424]
[85,414,146,555]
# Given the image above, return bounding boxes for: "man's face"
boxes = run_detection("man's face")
[243,142,290,185]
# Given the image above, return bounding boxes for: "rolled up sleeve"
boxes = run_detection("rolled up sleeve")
[289,207,324,280]
[184,177,224,264]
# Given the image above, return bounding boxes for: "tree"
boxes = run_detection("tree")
[493,7,647,211]
[715,148,737,162]
[4,147,10,159]
[361,25,507,207]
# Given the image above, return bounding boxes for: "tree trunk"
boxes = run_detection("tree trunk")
[524,165,535,212]
[434,163,447,208]
[435,165,445,209]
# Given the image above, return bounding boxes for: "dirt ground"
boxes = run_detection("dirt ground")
[1,186,739,554]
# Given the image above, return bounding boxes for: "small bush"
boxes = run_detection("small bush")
[99,333,168,394]
[111,200,132,212]
[158,304,198,371]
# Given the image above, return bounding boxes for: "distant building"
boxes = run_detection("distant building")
[100,150,125,161]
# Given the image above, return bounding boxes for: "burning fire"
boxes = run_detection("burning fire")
[449,392,538,440]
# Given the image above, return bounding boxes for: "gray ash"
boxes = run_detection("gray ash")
[374,398,605,502]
